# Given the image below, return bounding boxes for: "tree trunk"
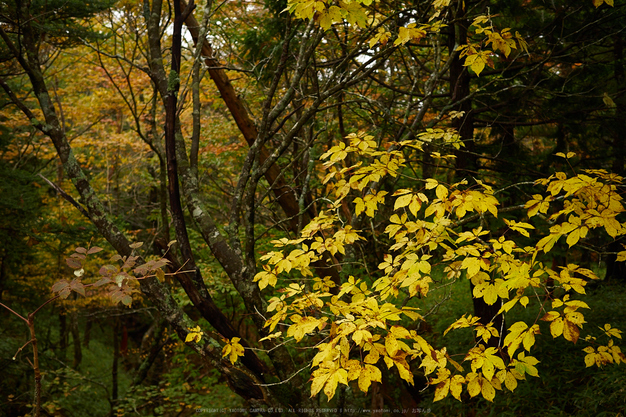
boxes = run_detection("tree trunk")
[111,318,120,414]
[83,317,92,347]
[133,320,167,387]
[370,382,384,416]
[449,3,504,347]
[612,34,625,176]
[604,35,625,283]
[70,309,82,369]
[58,313,67,361]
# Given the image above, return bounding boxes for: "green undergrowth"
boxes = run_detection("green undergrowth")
[0,310,243,416]
[421,278,626,416]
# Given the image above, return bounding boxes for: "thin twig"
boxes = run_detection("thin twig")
[38,174,91,219]
[256,364,310,387]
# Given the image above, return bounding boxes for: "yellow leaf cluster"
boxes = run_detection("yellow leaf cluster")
[287,315,327,342]
[503,219,535,237]
[458,15,531,76]
[185,326,203,343]
[525,194,552,217]
[485,29,517,57]
[534,172,624,253]
[222,337,245,365]
[284,0,371,30]
[253,131,626,405]
[458,46,493,76]
[394,24,427,46]
[355,190,387,217]
[502,322,540,358]
[541,295,590,343]
[369,27,391,48]
[600,323,623,339]
[593,0,614,7]
[583,339,625,367]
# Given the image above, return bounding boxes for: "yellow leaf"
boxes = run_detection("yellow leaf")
[310,371,331,397]
[450,375,464,400]
[431,367,451,384]
[312,343,336,367]
[358,364,382,393]
[566,311,586,326]
[433,378,450,402]
[481,376,495,402]
[394,27,411,46]
[436,184,449,200]
[550,317,564,338]
[319,5,343,30]
[537,233,562,253]
[385,334,400,357]
[340,335,350,359]
[616,250,626,262]
[482,283,500,306]
[414,335,433,356]
[395,193,413,210]
[602,92,616,108]
[444,314,480,336]
[480,347,506,381]
[344,359,361,382]
[503,321,528,358]
[425,178,438,189]
[364,348,380,364]
[515,31,529,53]
[462,256,481,278]
[320,142,348,163]
[156,268,165,282]
[520,296,529,307]
[467,373,480,398]
[515,353,540,377]
[311,364,349,400]
[407,197,421,216]
[610,343,625,364]
[541,311,560,322]
[563,319,580,343]
[340,1,368,27]
[566,228,581,247]
[394,24,427,46]
[353,197,365,216]
[504,370,518,391]
[353,329,373,346]
[498,297,519,314]
[259,331,282,342]
[523,329,535,352]
[394,356,414,384]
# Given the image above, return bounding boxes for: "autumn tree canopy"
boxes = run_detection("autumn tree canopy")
[1,0,625,415]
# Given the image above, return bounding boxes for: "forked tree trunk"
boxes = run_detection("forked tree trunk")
[449,2,504,348]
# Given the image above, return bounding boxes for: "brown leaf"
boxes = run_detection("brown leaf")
[87,246,103,255]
